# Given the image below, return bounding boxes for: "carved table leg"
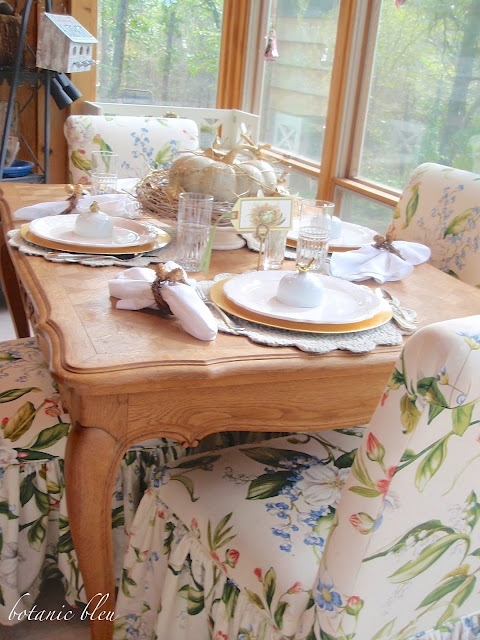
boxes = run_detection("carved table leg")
[65,422,120,640]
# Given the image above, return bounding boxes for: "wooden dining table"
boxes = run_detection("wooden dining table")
[1,182,480,639]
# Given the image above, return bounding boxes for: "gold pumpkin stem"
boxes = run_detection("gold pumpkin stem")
[297,257,315,272]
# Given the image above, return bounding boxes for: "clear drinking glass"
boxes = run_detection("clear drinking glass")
[296,199,335,273]
[176,192,214,272]
[263,228,288,270]
[90,151,119,195]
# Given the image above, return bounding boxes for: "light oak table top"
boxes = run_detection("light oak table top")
[1,183,479,640]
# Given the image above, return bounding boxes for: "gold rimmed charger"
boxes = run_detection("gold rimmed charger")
[20,224,171,255]
[210,277,393,334]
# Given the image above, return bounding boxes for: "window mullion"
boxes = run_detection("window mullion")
[317,0,376,200]
[217,0,252,110]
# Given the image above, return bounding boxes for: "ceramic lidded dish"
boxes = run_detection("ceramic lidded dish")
[276,261,324,308]
[74,201,114,238]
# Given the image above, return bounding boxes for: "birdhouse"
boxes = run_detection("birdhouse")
[36,13,97,73]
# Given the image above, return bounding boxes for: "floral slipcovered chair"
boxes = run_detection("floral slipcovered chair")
[114,314,480,640]
[0,337,280,626]
[388,163,480,287]
[64,114,199,185]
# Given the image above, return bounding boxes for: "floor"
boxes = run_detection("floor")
[0,295,92,639]
[0,579,91,639]
[0,290,15,341]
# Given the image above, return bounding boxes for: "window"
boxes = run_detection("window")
[258,0,341,165]
[88,0,479,227]
[96,0,223,107]
[247,0,480,228]
[355,0,480,192]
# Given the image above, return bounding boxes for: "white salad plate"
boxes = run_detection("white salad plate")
[223,271,382,324]
[29,214,158,249]
[287,219,377,250]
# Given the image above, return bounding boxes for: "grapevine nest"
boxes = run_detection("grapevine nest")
[0,13,22,66]
[134,165,234,226]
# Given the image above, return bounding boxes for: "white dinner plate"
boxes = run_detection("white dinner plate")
[223,271,382,324]
[287,219,377,250]
[29,215,158,249]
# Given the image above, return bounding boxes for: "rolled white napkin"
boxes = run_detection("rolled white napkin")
[14,193,139,221]
[329,240,431,283]
[108,262,218,342]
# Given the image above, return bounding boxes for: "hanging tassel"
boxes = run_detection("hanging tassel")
[264,29,279,61]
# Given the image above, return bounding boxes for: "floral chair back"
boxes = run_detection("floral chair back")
[307,314,480,639]
[114,315,480,640]
[64,114,199,185]
[388,163,480,287]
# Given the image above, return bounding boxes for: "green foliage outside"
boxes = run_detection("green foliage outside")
[361,0,480,190]
[97,0,222,107]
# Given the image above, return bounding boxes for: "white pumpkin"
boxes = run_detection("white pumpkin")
[237,158,277,194]
[167,152,197,187]
[168,144,279,202]
[234,162,265,197]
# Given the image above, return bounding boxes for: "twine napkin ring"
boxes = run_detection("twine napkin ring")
[61,184,84,215]
[151,263,187,316]
[372,232,404,260]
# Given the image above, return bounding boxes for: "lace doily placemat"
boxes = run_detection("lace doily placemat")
[7,225,178,267]
[197,276,405,354]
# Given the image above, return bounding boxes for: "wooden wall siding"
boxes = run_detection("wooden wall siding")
[70,0,97,109]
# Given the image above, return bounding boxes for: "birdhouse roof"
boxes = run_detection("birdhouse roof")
[43,13,98,44]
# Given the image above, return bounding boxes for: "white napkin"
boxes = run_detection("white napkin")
[14,194,139,221]
[329,241,431,283]
[108,262,218,341]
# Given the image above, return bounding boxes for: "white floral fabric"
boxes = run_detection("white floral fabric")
[64,114,199,184]
[388,162,480,287]
[0,337,282,626]
[0,337,187,625]
[114,315,480,640]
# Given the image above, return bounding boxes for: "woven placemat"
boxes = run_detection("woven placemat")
[8,224,178,267]
[197,275,405,354]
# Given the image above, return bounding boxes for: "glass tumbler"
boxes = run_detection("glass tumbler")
[90,151,119,195]
[296,199,335,273]
[263,228,288,270]
[176,192,214,272]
